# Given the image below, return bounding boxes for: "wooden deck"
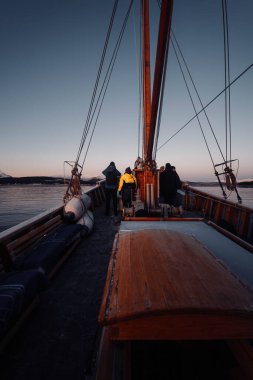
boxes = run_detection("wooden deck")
[99,229,253,340]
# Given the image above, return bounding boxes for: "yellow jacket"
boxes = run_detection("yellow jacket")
[118,173,137,192]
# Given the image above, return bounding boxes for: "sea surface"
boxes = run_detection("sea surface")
[0,184,92,233]
[0,184,252,233]
[193,186,253,209]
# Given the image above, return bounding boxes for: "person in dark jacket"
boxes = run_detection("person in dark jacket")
[160,163,182,209]
[102,161,121,216]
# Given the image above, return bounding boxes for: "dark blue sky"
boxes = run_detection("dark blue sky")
[1,0,252,181]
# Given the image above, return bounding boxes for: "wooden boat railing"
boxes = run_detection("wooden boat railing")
[0,181,106,268]
[184,186,253,245]
[0,181,106,351]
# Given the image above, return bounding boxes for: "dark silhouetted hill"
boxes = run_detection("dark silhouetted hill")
[0,176,100,185]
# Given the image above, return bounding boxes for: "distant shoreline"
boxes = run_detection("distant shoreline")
[0,176,100,186]
[0,176,252,188]
[188,181,253,188]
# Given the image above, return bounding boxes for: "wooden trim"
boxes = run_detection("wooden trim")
[8,216,62,253]
[0,205,63,242]
[187,186,253,213]
[99,233,120,323]
[208,221,253,253]
[107,314,253,341]
[123,217,204,221]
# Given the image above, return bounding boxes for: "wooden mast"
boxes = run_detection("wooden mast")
[135,0,173,209]
[147,0,173,161]
[142,0,152,162]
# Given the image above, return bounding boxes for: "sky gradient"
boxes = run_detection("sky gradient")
[1,0,252,181]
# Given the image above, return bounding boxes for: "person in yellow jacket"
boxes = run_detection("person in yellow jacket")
[118,167,137,207]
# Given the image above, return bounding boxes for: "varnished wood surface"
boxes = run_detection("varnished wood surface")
[99,229,253,339]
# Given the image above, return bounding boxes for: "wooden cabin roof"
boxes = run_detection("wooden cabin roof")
[99,229,253,340]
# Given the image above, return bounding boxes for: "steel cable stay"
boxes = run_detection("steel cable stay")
[151,0,171,162]
[152,14,170,162]
[170,38,217,168]
[139,10,143,161]
[75,0,119,165]
[157,61,252,201]
[222,0,232,165]
[216,0,242,201]
[155,0,228,198]
[155,0,243,201]
[171,31,226,163]
[132,0,143,159]
[82,0,133,162]
[81,1,134,170]
[158,0,241,202]
[157,62,253,151]
[78,1,133,165]
[169,32,229,199]
[64,0,119,201]
[64,0,134,201]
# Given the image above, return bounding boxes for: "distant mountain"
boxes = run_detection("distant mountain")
[238,178,253,183]
[0,170,12,178]
[237,180,253,187]
[0,176,100,185]
[187,180,253,188]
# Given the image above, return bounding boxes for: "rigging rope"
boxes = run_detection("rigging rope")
[157,62,253,151]
[138,0,143,159]
[154,0,244,202]
[171,30,225,162]
[152,0,171,162]
[154,0,242,201]
[170,38,216,168]
[222,0,232,165]
[75,0,119,165]
[155,0,225,169]
[64,0,135,202]
[64,0,119,201]
[132,0,142,159]
[81,1,134,169]
[153,16,169,161]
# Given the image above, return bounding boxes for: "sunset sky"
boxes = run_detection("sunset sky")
[1,0,252,181]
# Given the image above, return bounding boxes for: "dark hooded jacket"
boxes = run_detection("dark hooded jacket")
[102,163,121,189]
[160,163,181,204]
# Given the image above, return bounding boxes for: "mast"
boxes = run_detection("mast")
[142,0,152,162]
[136,0,173,209]
[147,0,173,162]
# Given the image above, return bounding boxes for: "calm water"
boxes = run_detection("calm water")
[193,186,253,209]
[0,185,91,233]
[0,184,252,233]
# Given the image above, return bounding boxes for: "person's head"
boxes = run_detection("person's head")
[125,167,131,174]
[160,166,165,172]
[171,166,176,171]
[110,161,115,167]
[165,163,172,171]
